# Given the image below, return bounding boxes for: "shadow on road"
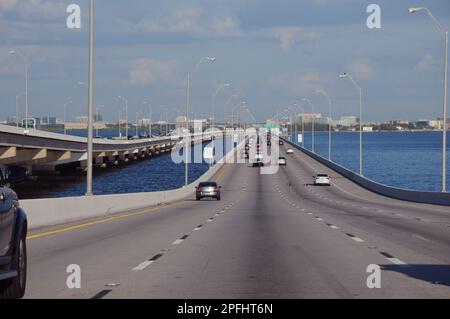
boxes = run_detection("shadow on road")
[381,264,450,287]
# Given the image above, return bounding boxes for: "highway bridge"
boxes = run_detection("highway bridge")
[23,142,450,299]
[0,124,214,173]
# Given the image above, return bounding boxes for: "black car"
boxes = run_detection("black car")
[0,165,28,299]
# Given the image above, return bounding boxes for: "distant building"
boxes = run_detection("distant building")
[299,113,322,123]
[362,126,373,132]
[428,118,450,129]
[338,116,358,127]
[65,115,106,130]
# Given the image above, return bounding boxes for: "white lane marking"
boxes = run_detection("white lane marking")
[411,234,431,242]
[133,260,154,271]
[172,239,184,245]
[386,258,408,266]
[350,236,365,243]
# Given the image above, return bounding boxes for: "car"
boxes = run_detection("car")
[279,140,284,146]
[314,174,331,186]
[252,153,265,167]
[286,148,294,154]
[278,157,287,166]
[196,181,221,201]
[0,165,28,299]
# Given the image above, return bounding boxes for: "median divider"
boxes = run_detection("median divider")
[22,138,245,230]
[283,138,450,207]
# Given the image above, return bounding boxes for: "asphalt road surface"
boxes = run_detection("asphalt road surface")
[24,145,450,299]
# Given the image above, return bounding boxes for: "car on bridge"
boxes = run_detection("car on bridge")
[252,153,265,167]
[286,148,294,154]
[314,174,331,186]
[196,181,221,201]
[0,165,28,299]
[278,157,287,166]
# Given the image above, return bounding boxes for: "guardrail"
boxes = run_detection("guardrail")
[283,138,450,207]
[22,139,245,230]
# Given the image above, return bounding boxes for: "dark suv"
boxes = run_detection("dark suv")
[0,165,28,299]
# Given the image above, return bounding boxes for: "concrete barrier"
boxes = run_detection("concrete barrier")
[22,140,244,230]
[284,138,450,206]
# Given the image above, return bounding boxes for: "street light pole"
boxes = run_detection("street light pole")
[302,98,316,153]
[185,57,216,186]
[231,101,246,128]
[316,89,333,161]
[143,101,152,138]
[15,93,24,128]
[409,7,448,192]
[339,72,363,176]
[292,103,306,148]
[118,96,128,139]
[86,0,95,196]
[224,94,238,127]
[63,100,72,135]
[95,105,104,138]
[211,83,230,128]
[10,51,29,130]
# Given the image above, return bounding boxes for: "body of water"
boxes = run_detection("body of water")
[19,129,233,199]
[289,130,449,192]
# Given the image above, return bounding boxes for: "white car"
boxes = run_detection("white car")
[278,157,287,166]
[286,148,294,154]
[314,174,331,186]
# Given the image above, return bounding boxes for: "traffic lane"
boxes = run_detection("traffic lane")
[278,152,450,261]
[274,166,450,297]
[102,163,438,299]
[24,163,249,299]
[275,157,450,294]
[282,144,450,221]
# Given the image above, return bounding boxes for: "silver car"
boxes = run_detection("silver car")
[196,181,221,201]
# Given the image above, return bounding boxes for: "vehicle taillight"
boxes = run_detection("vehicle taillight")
[214,188,220,192]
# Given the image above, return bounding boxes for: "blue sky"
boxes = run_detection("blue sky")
[0,0,449,123]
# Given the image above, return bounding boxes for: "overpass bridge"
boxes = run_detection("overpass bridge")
[18,136,450,299]
[0,124,214,173]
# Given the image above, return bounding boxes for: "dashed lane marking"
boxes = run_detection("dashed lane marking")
[132,253,164,271]
[380,252,408,266]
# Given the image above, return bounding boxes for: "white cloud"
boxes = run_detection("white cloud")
[137,6,240,38]
[345,59,377,80]
[1,0,64,17]
[129,58,178,86]
[415,54,438,72]
[212,16,240,37]
[0,0,17,11]
[266,72,322,96]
